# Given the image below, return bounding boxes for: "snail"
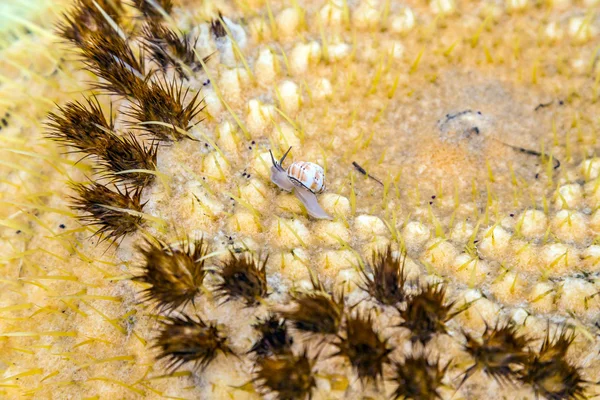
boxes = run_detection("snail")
[269,147,332,220]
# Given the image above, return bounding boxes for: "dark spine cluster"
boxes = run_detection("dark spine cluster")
[332,311,392,384]
[253,349,317,400]
[397,282,458,345]
[154,314,233,371]
[69,182,144,243]
[213,252,269,306]
[359,245,408,306]
[46,97,113,153]
[141,22,211,79]
[462,322,530,386]
[135,0,212,80]
[134,237,209,312]
[125,76,205,141]
[249,314,293,358]
[279,280,344,335]
[96,131,158,187]
[78,33,148,97]
[390,354,448,400]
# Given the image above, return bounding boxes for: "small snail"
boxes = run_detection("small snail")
[269,147,332,220]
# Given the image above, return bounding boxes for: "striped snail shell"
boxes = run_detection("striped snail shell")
[286,162,326,194]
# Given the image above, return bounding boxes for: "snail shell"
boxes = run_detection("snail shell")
[286,162,326,194]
